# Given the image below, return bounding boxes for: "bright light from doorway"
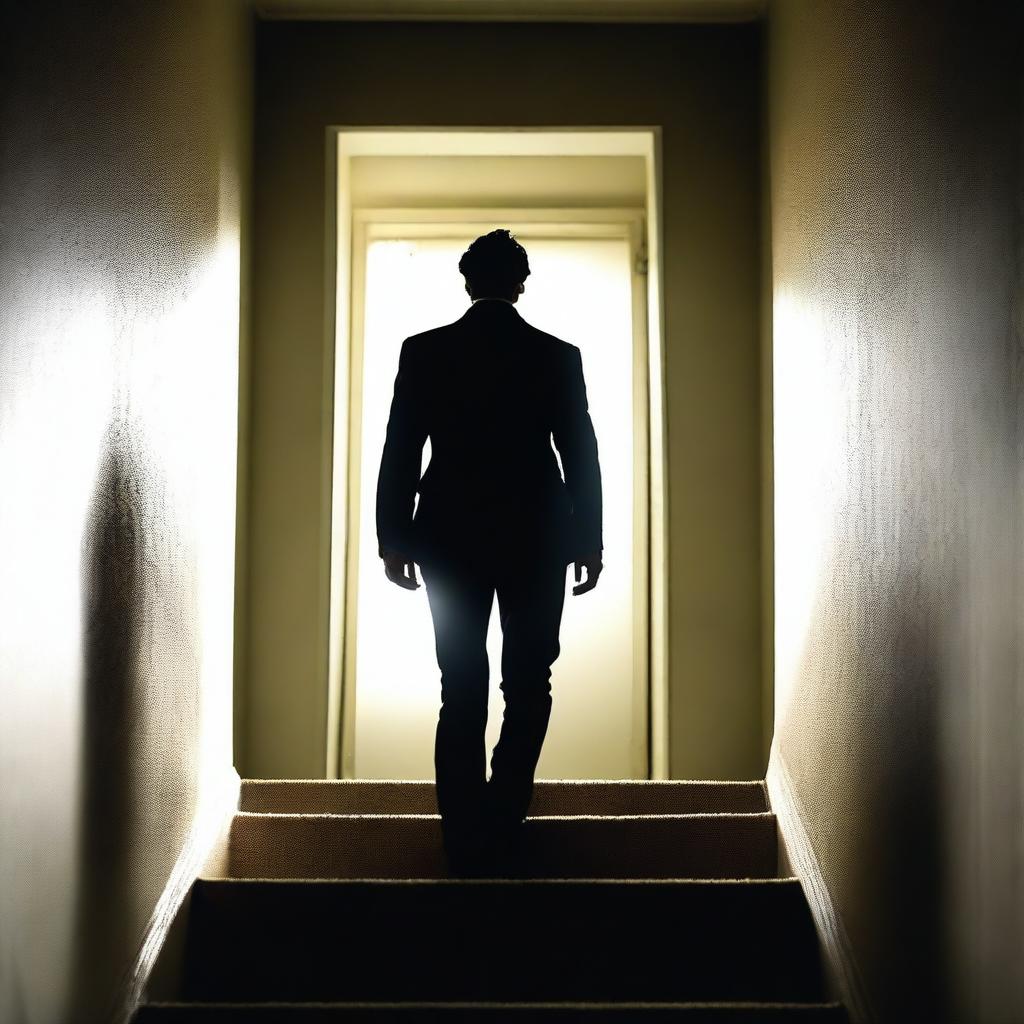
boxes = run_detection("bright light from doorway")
[352,233,638,779]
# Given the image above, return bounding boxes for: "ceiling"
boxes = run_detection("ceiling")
[255,0,765,22]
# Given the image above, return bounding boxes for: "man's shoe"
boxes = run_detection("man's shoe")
[443,830,494,878]
[487,820,528,878]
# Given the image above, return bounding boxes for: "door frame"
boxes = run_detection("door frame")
[340,209,649,778]
[323,128,670,780]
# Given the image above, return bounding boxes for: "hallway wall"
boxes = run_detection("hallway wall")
[244,20,765,780]
[0,3,252,1022]
[768,1,1023,1020]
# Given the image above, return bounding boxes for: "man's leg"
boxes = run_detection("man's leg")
[487,557,568,835]
[420,559,495,868]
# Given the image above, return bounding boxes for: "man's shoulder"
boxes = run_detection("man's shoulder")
[520,319,575,354]
[403,321,460,348]
[504,317,581,365]
[404,315,577,359]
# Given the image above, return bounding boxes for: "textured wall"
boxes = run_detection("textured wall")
[246,20,765,780]
[768,1,1023,1020]
[0,3,251,1022]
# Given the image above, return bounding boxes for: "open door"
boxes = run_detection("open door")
[339,212,649,780]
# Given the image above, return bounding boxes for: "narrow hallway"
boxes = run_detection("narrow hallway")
[4,2,1022,1022]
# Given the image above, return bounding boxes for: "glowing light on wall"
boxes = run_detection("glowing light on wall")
[147,232,241,789]
[772,287,849,727]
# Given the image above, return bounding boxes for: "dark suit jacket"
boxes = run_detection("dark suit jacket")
[375,297,603,570]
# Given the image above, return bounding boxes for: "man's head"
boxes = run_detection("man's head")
[459,229,531,302]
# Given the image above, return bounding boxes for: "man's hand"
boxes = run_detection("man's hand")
[572,552,603,596]
[382,549,420,590]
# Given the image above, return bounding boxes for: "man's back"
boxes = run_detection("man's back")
[376,297,602,571]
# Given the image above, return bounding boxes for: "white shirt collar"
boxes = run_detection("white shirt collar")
[471,296,516,305]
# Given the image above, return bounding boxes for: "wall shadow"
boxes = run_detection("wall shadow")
[71,420,202,1021]
[776,543,966,1021]
[852,566,959,1022]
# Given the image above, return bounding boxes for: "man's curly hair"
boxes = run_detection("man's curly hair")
[458,229,531,299]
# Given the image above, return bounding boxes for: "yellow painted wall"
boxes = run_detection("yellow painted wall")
[349,154,647,207]
[243,20,765,780]
[768,1,1023,1019]
[0,3,252,1022]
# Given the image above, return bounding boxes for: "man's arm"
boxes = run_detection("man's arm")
[552,345,603,592]
[376,337,427,583]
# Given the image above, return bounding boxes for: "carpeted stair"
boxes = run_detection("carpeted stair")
[135,780,846,1021]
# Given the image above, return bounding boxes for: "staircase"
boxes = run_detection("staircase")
[136,780,845,1021]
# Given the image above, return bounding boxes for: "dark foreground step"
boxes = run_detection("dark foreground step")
[222,812,777,880]
[182,879,825,1004]
[239,780,768,817]
[137,1000,847,1022]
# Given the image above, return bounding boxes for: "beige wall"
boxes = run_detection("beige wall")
[349,154,647,207]
[0,3,252,1022]
[768,1,1023,1020]
[243,20,765,780]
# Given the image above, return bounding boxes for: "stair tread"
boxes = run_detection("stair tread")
[233,811,775,819]
[137,1002,844,1021]
[199,876,800,883]
[137,1000,847,1019]
[219,811,779,880]
[239,780,768,816]
[138,1011,845,1022]
[146,1002,843,1008]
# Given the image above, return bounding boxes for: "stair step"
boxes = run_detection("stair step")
[239,780,768,817]
[182,879,826,1003]
[137,1000,847,1021]
[221,812,777,880]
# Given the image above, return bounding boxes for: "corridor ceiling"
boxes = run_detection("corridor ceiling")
[255,0,765,20]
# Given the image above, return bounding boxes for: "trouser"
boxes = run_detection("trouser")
[420,553,568,853]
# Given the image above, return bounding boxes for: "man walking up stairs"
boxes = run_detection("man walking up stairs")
[135,778,846,1021]
[375,230,605,875]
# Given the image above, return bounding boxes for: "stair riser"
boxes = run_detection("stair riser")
[225,815,778,880]
[184,881,825,1004]
[239,782,768,817]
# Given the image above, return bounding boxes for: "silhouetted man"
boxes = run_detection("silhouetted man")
[376,229,603,876]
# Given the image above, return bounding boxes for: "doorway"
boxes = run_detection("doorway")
[325,130,668,780]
